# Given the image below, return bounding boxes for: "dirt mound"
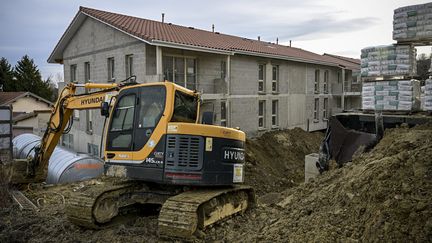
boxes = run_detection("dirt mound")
[0,128,322,242]
[245,128,323,195]
[4,126,431,242]
[205,124,432,242]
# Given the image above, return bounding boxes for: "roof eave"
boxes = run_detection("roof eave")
[48,10,156,64]
[234,50,341,68]
[151,40,234,55]
[48,12,87,63]
[6,92,54,106]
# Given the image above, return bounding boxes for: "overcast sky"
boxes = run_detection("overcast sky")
[0,0,430,82]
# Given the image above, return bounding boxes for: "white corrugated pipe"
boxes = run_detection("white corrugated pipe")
[13,133,104,184]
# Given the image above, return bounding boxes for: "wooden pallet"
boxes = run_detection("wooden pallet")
[361,75,419,82]
[396,39,432,46]
[361,109,413,116]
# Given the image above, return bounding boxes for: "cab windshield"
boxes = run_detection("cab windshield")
[107,85,166,151]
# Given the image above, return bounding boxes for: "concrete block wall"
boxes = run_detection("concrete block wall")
[57,15,357,152]
[62,16,148,153]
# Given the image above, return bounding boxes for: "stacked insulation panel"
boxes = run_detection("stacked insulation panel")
[423,79,432,111]
[361,80,420,111]
[393,2,432,41]
[360,45,417,77]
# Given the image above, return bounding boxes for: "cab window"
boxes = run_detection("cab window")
[109,94,136,150]
[133,86,166,150]
[171,91,198,123]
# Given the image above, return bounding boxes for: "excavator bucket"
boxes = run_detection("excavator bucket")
[317,112,432,172]
[317,116,377,171]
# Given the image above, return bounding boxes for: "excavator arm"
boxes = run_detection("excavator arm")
[27,82,119,181]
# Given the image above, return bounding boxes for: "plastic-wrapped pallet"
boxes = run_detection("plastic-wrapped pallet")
[361,80,420,111]
[393,2,432,41]
[361,45,417,77]
[361,82,375,110]
[424,79,432,111]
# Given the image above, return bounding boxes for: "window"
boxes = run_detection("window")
[337,72,341,84]
[221,60,226,80]
[272,65,279,93]
[87,143,99,156]
[86,110,93,133]
[163,56,197,90]
[84,62,92,133]
[84,62,91,83]
[62,134,73,149]
[107,86,166,152]
[73,110,79,120]
[221,101,227,127]
[314,98,319,121]
[258,64,265,93]
[107,57,115,82]
[111,95,135,131]
[324,70,329,93]
[171,91,198,123]
[109,94,135,149]
[258,100,266,128]
[323,98,328,120]
[70,64,77,82]
[314,69,320,93]
[125,54,133,78]
[134,86,166,150]
[272,100,278,127]
[352,71,359,83]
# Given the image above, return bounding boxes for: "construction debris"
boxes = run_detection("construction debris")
[9,190,38,211]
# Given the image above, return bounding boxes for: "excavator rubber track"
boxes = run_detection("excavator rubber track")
[158,185,255,239]
[66,178,255,239]
[65,177,140,229]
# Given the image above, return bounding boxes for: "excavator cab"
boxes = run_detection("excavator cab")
[103,82,246,186]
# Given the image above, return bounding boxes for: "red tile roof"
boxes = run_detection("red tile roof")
[323,53,360,71]
[0,92,53,106]
[0,92,26,105]
[74,7,343,67]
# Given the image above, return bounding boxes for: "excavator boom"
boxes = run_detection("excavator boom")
[26,82,119,181]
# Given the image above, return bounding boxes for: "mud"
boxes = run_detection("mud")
[245,128,323,195]
[206,124,432,242]
[1,126,431,242]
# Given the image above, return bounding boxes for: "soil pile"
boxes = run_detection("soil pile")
[245,128,323,195]
[2,126,431,242]
[0,128,322,242]
[205,124,432,242]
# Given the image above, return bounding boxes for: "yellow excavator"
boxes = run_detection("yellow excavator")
[12,78,254,238]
